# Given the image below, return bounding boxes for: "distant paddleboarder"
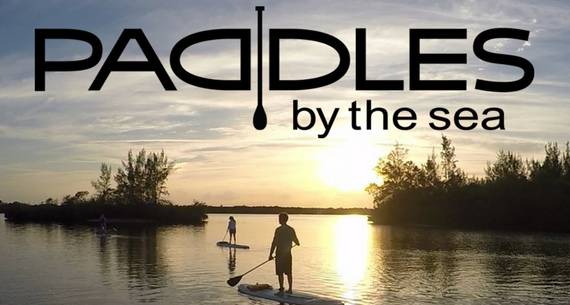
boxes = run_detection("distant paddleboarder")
[99,214,107,234]
[268,212,300,296]
[228,216,237,244]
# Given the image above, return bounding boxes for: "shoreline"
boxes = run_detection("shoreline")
[203,206,372,215]
[85,218,155,224]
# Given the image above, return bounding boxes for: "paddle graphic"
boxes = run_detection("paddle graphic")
[227,244,296,287]
[253,6,267,130]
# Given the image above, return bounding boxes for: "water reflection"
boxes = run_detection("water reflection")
[334,216,369,303]
[97,234,113,287]
[364,226,466,303]
[228,248,237,274]
[5,215,570,304]
[114,225,169,303]
[99,235,107,249]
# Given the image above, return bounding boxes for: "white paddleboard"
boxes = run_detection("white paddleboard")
[238,283,343,305]
[217,241,250,249]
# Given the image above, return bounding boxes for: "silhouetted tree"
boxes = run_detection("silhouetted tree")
[91,162,114,205]
[562,142,570,181]
[143,150,175,205]
[114,149,176,206]
[44,197,59,205]
[529,142,563,183]
[440,135,466,188]
[62,191,90,205]
[485,150,527,182]
[420,148,441,189]
[366,142,421,207]
[368,136,570,232]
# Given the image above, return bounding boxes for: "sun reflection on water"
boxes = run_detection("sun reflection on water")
[334,215,370,303]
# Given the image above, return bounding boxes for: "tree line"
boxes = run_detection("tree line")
[367,135,570,232]
[2,149,207,224]
[91,148,175,206]
[32,148,175,207]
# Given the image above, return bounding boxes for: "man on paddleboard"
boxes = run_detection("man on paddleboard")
[268,212,300,296]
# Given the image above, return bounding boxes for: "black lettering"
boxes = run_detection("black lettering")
[90,29,175,90]
[317,108,339,138]
[269,29,350,90]
[349,101,361,130]
[293,100,315,130]
[410,29,467,90]
[393,108,417,130]
[482,107,505,130]
[454,107,478,130]
[35,29,102,91]
[356,29,403,90]
[474,28,535,92]
[366,100,388,130]
[429,107,451,130]
[171,29,251,90]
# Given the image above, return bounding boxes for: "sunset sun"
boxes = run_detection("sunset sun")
[317,139,382,192]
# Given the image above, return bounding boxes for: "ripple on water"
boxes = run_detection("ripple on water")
[4,216,570,304]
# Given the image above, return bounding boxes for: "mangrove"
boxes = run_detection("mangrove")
[2,148,208,225]
[368,135,570,233]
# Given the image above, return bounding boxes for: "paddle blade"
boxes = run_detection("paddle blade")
[253,105,267,130]
[227,275,243,287]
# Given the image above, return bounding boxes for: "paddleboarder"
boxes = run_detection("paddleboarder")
[99,214,107,234]
[268,212,300,296]
[228,216,237,245]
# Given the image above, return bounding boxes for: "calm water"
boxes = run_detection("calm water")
[2,213,570,304]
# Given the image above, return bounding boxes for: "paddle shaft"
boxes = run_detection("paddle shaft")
[252,6,267,130]
[240,259,270,278]
[229,244,297,283]
[256,6,263,108]
[222,229,228,242]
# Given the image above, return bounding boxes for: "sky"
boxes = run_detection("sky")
[0,0,569,208]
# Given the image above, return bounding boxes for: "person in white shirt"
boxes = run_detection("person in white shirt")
[228,216,237,244]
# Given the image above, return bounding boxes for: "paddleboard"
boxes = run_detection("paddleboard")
[238,283,343,305]
[95,233,112,238]
[216,241,249,249]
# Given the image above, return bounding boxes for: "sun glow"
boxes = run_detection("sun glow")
[317,138,382,191]
[334,215,370,302]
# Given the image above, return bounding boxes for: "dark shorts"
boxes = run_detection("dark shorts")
[275,252,292,275]
[229,228,236,234]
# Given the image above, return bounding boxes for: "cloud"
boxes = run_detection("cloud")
[1,0,569,206]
